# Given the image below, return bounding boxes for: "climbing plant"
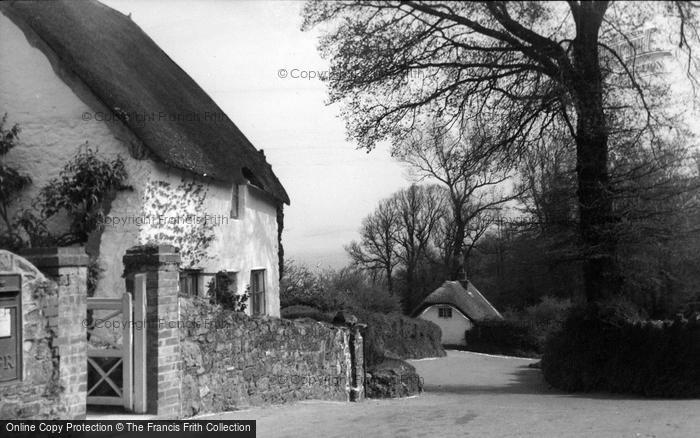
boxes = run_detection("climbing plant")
[140,178,216,268]
[16,143,128,246]
[0,114,31,251]
[207,271,248,313]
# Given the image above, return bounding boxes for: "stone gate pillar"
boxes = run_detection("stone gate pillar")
[123,244,181,417]
[349,326,365,402]
[21,247,88,419]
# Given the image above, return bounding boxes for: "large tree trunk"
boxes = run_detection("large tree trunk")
[449,219,467,281]
[572,4,620,303]
[575,106,619,302]
[386,265,393,294]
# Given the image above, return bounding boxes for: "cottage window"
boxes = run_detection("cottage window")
[199,271,239,304]
[179,269,202,296]
[438,306,452,318]
[250,270,266,316]
[230,184,240,219]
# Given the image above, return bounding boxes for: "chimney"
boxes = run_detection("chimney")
[457,266,469,289]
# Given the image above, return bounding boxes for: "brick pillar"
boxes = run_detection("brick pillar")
[22,247,88,420]
[123,244,181,418]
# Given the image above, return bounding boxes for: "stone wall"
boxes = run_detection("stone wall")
[179,297,359,417]
[0,250,84,419]
[1,245,364,420]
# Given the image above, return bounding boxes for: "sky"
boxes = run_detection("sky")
[101,0,412,269]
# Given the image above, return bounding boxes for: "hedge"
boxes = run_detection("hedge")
[542,308,700,397]
[464,319,541,357]
[280,304,334,323]
[462,296,572,358]
[352,309,446,366]
[281,306,445,367]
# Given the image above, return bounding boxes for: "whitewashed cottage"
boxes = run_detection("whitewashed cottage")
[0,0,289,316]
[412,280,503,346]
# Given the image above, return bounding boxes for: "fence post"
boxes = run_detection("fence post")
[121,293,133,411]
[132,273,147,413]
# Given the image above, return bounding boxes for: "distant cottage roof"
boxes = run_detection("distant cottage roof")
[412,281,503,322]
[1,0,289,204]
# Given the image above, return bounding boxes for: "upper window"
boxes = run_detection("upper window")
[438,306,452,318]
[250,270,266,316]
[230,184,241,219]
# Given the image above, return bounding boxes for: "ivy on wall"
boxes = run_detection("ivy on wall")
[140,178,215,269]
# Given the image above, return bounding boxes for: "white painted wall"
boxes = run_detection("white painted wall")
[0,12,281,317]
[99,164,281,317]
[418,305,473,346]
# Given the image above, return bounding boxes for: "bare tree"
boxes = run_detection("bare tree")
[518,128,578,234]
[303,1,699,302]
[393,184,446,295]
[397,125,521,279]
[347,184,446,294]
[346,197,401,292]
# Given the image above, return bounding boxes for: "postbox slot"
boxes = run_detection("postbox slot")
[0,275,20,292]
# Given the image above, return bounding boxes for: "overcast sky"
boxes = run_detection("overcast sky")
[101,0,411,268]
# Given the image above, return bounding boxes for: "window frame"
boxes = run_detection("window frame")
[179,269,202,296]
[250,269,266,316]
[438,306,453,319]
[215,271,238,300]
[230,184,240,219]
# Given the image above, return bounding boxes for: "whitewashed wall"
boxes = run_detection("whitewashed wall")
[418,305,473,346]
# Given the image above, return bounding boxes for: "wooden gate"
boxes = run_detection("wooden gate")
[86,274,146,412]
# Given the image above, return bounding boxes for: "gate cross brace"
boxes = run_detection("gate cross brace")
[87,357,124,397]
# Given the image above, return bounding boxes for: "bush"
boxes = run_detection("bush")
[86,256,104,298]
[463,296,572,357]
[280,261,400,314]
[281,304,445,368]
[365,358,423,398]
[280,260,327,308]
[345,285,401,314]
[280,262,440,369]
[353,309,445,367]
[521,296,573,349]
[280,305,333,323]
[207,271,248,312]
[18,145,128,246]
[542,304,700,397]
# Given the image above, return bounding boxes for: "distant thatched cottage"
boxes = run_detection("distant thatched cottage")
[0,0,289,316]
[412,281,503,346]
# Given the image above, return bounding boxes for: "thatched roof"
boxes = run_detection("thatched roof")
[2,0,289,204]
[412,281,503,322]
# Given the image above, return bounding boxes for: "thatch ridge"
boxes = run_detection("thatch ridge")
[412,280,503,322]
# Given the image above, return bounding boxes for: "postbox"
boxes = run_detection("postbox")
[0,274,21,383]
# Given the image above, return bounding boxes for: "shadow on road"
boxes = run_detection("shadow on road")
[422,364,548,396]
[422,363,678,402]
